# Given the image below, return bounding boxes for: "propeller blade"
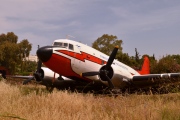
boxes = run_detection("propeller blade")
[37,45,42,73]
[80,72,99,77]
[23,77,34,85]
[23,45,42,85]
[37,60,42,73]
[106,46,119,69]
[104,74,114,89]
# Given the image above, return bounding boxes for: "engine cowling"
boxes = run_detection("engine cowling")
[99,65,114,81]
[36,67,71,82]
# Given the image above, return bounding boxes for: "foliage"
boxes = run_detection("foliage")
[92,34,123,56]
[152,55,180,73]
[116,52,137,67]
[20,61,37,75]
[92,34,137,66]
[135,48,140,63]
[0,41,20,74]
[0,32,32,74]
[18,39,32,59]
[0,32,18,44]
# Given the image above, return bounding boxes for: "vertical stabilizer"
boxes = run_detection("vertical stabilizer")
[137,56,150,75]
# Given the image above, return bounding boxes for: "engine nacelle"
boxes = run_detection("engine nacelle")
[99,64,131,88]
[36,67,71,82]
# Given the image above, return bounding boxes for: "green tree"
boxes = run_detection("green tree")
[92,34,141,68]
[6,32,18,43]
[0,33,7,44]
[0,32,32,74]
[116,52,136,67]
[0,32,18,44]
[171,55,180,64]
[92,34,123,56]
[152,55,180,73]
[135,48,140,63]
[0,41,20,74]
[26,61,37,72]
[18,39,32,73]
[18,39,32,59]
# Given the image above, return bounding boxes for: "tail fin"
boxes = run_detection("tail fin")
[137,56,150,75]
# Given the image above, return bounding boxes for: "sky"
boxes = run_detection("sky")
[0,0,180,59]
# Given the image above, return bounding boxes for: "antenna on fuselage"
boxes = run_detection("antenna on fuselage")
[66,35,75,39]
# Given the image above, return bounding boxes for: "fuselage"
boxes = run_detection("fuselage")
[37,39,141,88]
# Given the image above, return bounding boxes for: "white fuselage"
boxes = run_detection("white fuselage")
[42,39,140,88]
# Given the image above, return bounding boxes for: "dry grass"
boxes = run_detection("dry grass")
[0,80,180,120]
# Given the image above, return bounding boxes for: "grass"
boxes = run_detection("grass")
[0,80,180,120]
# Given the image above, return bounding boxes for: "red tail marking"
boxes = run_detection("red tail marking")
[137,56,150,75]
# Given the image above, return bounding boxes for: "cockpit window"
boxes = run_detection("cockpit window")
[53,42,63,46]
[53,42,68,48]
[53,42,74,51]
[69,44,74,50]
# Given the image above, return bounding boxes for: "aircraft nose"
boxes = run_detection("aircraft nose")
[37,46,53,62]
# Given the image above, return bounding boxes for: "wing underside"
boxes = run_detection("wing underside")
[130,73,180,88]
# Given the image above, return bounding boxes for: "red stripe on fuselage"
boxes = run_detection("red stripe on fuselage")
[56,50,107,65]
[43,53,91,82]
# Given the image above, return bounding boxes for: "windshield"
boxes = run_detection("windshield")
[53,42,74,50]
[53,42,68,48]
[53,42,63,46]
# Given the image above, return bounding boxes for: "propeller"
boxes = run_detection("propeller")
[80,46,119,89]
[23,77,34,85]
[23,45,43,84]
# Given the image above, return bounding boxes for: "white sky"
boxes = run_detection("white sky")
[0,0,180,59]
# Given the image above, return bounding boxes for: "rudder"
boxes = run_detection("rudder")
[137,56,150,75]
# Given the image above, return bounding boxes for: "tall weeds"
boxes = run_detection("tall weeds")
[0,81,180,120]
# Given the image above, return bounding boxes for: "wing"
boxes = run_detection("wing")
[12,75,34,79]
[130,73,180,88]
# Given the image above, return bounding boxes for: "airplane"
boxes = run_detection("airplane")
[31,38,180,91]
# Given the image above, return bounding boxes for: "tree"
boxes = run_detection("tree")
[0,33,7,44]
[26,61,37,72]
[92,34,123,56]
[0,41,20,74]
[152,55,180,73]
[116,52,136,67]
[18,39,32,59]
[0,32,32,74]
[92,34,141,67]
[18,39,32,72]
[0,32,18,44]
[135,48,140,63]
[6,32,18,43]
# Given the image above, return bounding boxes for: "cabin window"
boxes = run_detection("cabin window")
[69,44,74,50]
[64,43,68,48]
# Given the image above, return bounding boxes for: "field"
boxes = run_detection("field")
[0,79,180,120]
